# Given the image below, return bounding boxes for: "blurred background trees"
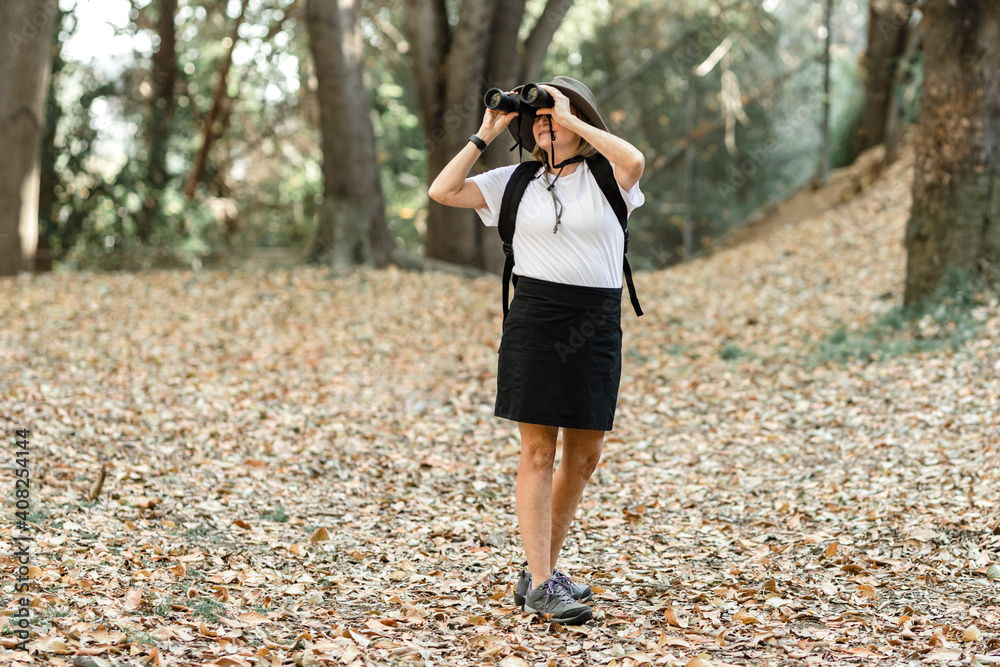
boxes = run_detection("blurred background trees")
[0,0,995,303]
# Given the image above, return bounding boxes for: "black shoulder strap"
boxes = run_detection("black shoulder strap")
[498,161,542,320]
[587,153,643,317]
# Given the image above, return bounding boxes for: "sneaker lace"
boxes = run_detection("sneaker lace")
[545,571,575,604]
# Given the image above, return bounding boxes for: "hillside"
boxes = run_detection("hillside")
[2,145,1000,666]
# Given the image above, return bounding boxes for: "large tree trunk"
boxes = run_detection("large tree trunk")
[856,1,915,153]
[306,0,391,268]
[903,0,1000,306]
[406,0,573,271]
[136,0,178,244]
[0,0,57,276]
[37,4,67,273]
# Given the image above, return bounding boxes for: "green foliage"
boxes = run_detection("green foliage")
[190,597,225,623]
[541,0,854,266]
[899,52,924,125]
[44,0,319,270]
[364,1,429,255]
[153,596,176,617]
[815,266,998,364]
[262,504,289,523]
[829,48,867,169]
[720,343,745,361]
[41,0,876,269]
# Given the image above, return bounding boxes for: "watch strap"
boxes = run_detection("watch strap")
[468,134,488,152]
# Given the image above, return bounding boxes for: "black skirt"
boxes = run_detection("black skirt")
[496,276,623,431]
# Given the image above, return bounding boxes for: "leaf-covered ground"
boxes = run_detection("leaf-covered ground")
[3,147,1000,666]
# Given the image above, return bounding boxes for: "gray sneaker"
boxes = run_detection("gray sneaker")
[514,569,592,606]
[523,572,593,625]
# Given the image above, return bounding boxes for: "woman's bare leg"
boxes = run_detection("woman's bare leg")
[516,422,559,585]
[549,427,604,571]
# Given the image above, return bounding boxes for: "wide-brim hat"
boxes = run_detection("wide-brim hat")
[506,75,607,153]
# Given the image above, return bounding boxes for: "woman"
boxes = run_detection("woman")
[428,76,645,625]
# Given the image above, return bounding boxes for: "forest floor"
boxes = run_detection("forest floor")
[2,144,1000,667]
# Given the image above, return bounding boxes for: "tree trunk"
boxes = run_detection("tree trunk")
[37,4,67,273]
[903,0,1000,306]
[883,16,922,164]
[683,65,696,260]
[306,0,392,269]
[856,0,915,153]
[406,0,574,271]
[817,0,834,184]
[184,0,246,201]
[136,0,178,244]
[0,0,57,276]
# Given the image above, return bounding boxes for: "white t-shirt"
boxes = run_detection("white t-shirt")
[469,160,644,288]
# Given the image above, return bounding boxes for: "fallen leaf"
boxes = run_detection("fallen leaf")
[309,526,331,543]
[499,657,531,667]
[123,588,143,611]
[664,605,687,627]
[732,610,761,625]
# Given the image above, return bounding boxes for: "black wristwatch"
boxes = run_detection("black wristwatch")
[468,134,488,152]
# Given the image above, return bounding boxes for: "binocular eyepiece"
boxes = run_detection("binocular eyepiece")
[484,83,554,114]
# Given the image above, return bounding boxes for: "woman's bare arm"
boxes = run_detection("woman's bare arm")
[428,108,517,209]
[538,85,645,193]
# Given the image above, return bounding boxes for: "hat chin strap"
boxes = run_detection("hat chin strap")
[547,116,556,170]
[542,115,585,170]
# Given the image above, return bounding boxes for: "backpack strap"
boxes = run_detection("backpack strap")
[587,153,643,317]
[498,161,542,320]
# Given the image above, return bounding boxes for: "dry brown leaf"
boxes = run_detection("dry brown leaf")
[732,610,761,625]
[499,658,531,667]
[122,588,143,611]
[309,526,331,543]
[664,605,685,627]
[5,143,1000,667]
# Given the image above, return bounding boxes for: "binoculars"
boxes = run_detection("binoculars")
[484,83,554,114]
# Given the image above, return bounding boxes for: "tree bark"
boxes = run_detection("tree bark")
[406,0,574,271]
[306,0,392,268]
[184,0,247,201]
[904,0,1000,306]
[37,4,67,273]
[136,0,178,244]
[883,15,922,164]
[0,0,57,276]
[683,65,696,260]
[856,0,915,153]
[817,0,833,184]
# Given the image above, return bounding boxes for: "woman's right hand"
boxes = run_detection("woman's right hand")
[478,106,517,143]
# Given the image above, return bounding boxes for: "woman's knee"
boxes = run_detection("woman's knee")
[561,431,604,477]
[520,439,557,472]
[519,423,558,472]
[562,448,602,478]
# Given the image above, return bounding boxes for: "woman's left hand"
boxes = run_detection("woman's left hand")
[536,85,575,126]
